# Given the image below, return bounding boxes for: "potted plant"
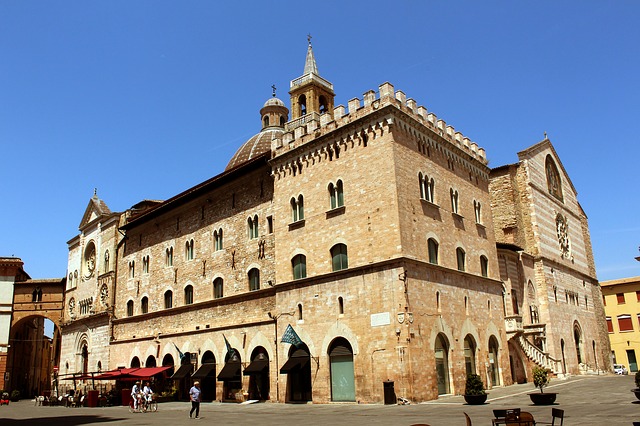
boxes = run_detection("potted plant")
[9,390,20,402]
[631,371,640,400]
[1,391,9,405]
[529,367,557,405]
[464,373,488,405]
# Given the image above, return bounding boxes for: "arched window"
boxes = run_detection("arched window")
[184,285,194,305]
[435,334,450,395]
[249,268,260,291]
[436,291,441,312]
[450,188,459,214]
[248,216,259,239]
[126,300,134,317]
[428,238,439,264]
[319,95,328,114]
[185,239,194,260]
[280,116,286,126]
[142,255,150,273]
[292,255,307,279]
[328,337,355,401]
[166,247,174,267]
[141,296,148,314]
[104,250,110,273]
[474,200,482,224]
[214,277,224,299]
[298,94,307,116]
[456,247,466,271]
[331,244,348,271]
[329,180,344,209]
[164,290,173,309]
[298,303,303,320]
[263,115,269,127]
[419,173,435,203]
[480,255,489,277]
[464,335,477,376]
[338,296,344,315]
[32,287,42,303]
[129,260,135,278]
[291,195,304,222]
[214,229,223,251]
[545,155,563,201]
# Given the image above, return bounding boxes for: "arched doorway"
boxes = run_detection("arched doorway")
[508,340,527,384]
[244,347,269,400]
[161,354,175,396]
[217,349,242,402]
[131,356,141,368]
[81,343,89,374]
[434,333,450,395]
[280,343,312,402]
[488,336,500,387]
[464,335,477,376]
[145,355,157,367]
[329,337,355,402]
[574,324,583,365]
[192,351,216,401]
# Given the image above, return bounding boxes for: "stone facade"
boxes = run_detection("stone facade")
[490,142,611,380]
[58,193,122,378]
[56,42,609,403]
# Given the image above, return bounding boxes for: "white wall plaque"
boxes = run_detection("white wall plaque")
[370,312,391,327]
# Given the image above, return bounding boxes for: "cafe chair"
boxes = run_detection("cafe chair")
[537,408,564,426]
[464,412,473,426]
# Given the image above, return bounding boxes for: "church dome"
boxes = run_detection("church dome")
[225,94,289,171]
[225,128,283,171]
[263,97,285,107]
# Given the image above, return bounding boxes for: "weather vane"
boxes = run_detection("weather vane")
[307,33,312,45]
[271,84,276,97]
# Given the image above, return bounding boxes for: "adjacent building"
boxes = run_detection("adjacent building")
[601,276,640,372]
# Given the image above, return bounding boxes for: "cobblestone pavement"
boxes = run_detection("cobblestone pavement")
[0,374,637,425]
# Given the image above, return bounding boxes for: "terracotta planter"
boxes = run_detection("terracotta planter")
[528,392,557,405]
[464,393,488,405]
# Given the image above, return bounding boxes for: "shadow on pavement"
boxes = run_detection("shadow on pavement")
[0,416,125,426]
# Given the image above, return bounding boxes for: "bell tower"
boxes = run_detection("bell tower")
[289,36,335,122]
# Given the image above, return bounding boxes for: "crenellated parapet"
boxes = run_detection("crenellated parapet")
[272,82,490,180]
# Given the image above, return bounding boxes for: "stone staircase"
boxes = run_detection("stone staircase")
[516,334,561,374]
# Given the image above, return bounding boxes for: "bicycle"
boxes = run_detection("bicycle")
[128,395,157,413]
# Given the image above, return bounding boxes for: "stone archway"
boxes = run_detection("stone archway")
[6,278,64,399]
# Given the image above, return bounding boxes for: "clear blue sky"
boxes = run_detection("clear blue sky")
[1,1,638,282]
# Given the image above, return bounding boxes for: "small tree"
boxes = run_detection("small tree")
[465,373,486,396]
[532,367,550,393]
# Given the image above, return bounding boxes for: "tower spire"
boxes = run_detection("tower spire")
[303,34,318,76]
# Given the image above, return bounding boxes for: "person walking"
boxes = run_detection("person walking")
[189,381,201,419]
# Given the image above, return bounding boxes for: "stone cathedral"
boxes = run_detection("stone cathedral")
[58,41,610,403]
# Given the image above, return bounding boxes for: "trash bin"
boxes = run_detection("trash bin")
[122,389,131,407]
[86,390,99,407]
[383,380,396,405]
